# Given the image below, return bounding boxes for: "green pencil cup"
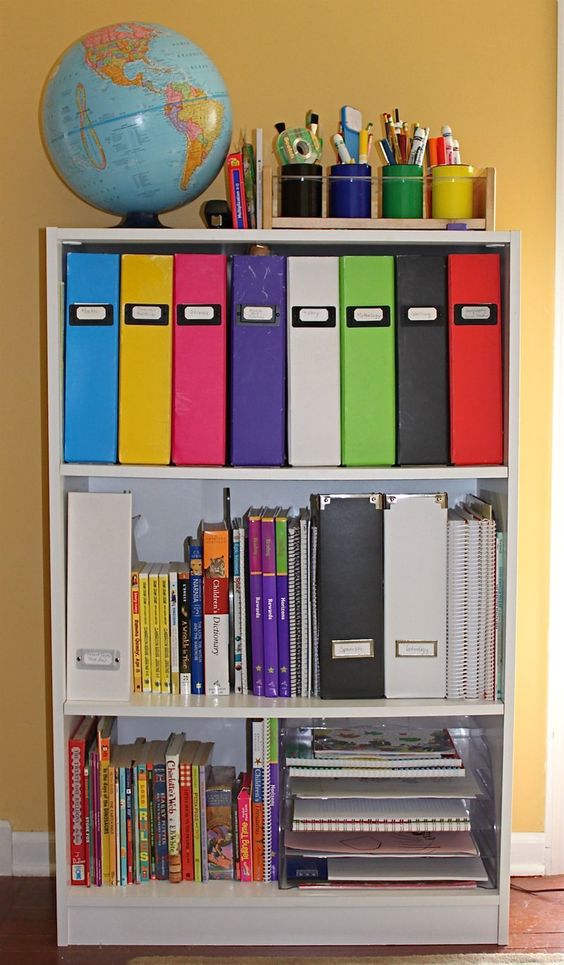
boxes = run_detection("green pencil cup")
[382,164,423,218]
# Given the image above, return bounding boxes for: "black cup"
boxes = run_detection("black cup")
[280,163,322,217]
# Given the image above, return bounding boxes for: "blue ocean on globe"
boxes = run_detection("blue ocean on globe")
[41,22,233,217]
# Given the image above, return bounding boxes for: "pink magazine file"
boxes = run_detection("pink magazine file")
[172,254,227,465]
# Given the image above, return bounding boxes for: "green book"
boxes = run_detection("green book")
[340,256,396,465]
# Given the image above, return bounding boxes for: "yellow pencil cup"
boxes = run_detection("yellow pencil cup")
[431,164,474,220]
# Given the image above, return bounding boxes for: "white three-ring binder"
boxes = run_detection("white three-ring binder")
[66,492,132,700]
[287,257,341,466]
[384,493,447,697]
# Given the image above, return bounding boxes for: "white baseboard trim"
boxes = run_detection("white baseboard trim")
[511,832,547,876]
[0,823,55,876]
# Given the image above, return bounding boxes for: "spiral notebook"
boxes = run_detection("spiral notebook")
[292,797,471,832]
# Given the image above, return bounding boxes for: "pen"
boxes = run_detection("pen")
[333,133,352,164]
[359,128,369,164]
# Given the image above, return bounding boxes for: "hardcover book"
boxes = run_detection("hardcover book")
[206,766,236,880]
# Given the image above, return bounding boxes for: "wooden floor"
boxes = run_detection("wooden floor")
[1,877,564,963]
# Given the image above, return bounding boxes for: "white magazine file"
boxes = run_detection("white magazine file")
[384,493,447,698]
[66,491,132,700]
[287,257,341,466]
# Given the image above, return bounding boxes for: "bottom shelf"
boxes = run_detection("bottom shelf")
[63,883,502,946]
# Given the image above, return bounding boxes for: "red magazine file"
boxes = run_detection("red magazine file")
[448,254,503,465]
[172,254,227,466]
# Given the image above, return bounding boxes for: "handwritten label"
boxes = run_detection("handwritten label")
[407,307,438,321]
[332,639,375,659]
[395,640,437,658]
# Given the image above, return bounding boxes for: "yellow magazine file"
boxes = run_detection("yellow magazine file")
[119,255,173,464]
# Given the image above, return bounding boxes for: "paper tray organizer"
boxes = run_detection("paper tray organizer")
[262,166,495,230]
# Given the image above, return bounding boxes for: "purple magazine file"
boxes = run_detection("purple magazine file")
[230,256,287,466]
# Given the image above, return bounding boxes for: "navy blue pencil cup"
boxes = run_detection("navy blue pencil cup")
[328,163,372,218]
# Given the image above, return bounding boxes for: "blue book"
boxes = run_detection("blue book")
[189,538,204,695]
[64,252,120,462]
[151,748,168,881]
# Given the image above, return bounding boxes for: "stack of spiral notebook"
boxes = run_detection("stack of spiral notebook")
[281,724,488,889]
[446,496,498,700]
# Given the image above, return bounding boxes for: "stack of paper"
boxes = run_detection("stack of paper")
[446,496,497,699]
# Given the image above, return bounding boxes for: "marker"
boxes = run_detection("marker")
[332,133,352,164]
[442,125,454,164]
[359,128,369,164]
[452,138,461,164]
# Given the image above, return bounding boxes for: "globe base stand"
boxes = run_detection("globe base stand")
[117,211,165,229]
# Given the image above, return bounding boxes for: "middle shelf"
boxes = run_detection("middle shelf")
[64,696,505,719]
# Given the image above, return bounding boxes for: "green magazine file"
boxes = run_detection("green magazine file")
[340,255,396,465]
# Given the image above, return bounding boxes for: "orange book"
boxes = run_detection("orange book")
[202,522,229,695]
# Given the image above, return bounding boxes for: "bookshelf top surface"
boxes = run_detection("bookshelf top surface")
[60,463,509,481]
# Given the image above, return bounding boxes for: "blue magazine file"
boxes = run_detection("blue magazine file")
[64,252,120,462]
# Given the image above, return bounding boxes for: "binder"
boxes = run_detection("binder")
[340,256,396,465]
[287,257,340,466]
[230,255,286,465]
[384,494,448,698]
[66,492,132,700]
[172,254,227,465]
[448,253,503,464]
[395,255,449,465]
[315,494,384,699]
[118,254,173,464]
[64,252,120,463]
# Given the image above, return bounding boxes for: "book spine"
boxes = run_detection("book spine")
[169,567,180,696]
[178,568,191,696]
[248,515,264,696]
[261,515,279,696]
[226,152,248,229]
[87,746,96,886]
[232,528,242,694]
[268,718,280,882]
[125,765,133,885]
[239,526,249,695]
[98,734,112,886]
[153,764,169,880]
[189,543,204,695]
[206,785,234,880]
[93,749,101,886]
[191,763,202,882]
[108,763,116,885]
[147,765,156,880]
[275,516,290,697]
[83,753,91,887]
[113,768,120,886]
[166,752,182,883]
[118,765,127,886]
[159,567,171,694]
[149,569,161,693]
[256,128,263,230]
[237,775,253,881]
[137,762,149,882]
[132,763,140,883]
[251,721,265,881]
[179,762,195,881]
[200,765,209,882]
[68,729,88,885]
[139,570,152,692]
[203,527,230,696]
[130,570,143,693]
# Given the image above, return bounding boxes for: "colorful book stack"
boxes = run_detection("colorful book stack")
[128,492,501,701]
[68,716,278,887]
[63,251,503,469]
[281,724,488,889]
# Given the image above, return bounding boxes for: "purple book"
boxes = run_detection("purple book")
[230,256,286,466]
[275,511,290,697]
[248,510,264,696]
[261,511,279,697]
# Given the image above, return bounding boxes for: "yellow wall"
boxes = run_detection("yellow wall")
[0,0,554,832]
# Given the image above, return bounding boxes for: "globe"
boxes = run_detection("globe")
[41,22,233,224]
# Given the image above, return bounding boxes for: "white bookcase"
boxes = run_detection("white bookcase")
[46,227,519,947]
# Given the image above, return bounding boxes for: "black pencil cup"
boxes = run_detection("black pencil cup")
[280,163,322,218]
